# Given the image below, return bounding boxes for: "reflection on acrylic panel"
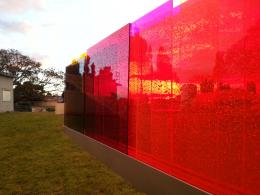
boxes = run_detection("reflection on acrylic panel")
[64,0,260,194]
[128,0,260,194]
[64,61,84,133]
[84,24,130,153]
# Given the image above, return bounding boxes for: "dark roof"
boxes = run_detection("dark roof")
[0,72,14,78]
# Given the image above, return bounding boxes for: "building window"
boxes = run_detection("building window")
[3,90,11,102]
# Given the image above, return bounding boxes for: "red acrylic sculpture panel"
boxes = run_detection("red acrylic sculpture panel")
[128,0,260,194]
[84,24,130,153]
[63,0,260,194]
[64,63,84,133]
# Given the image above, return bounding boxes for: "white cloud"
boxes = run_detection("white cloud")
[0,0,174,71]
[0,0,46,13]
[173,0,188,7]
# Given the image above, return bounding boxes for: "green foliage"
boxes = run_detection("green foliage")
[0,113,143,195]
[0,49,41,85]
[46,107,55,112]
[39,68,64,94]
[0,49,64,95]
[14,101,32,112]
[14,81,45,102]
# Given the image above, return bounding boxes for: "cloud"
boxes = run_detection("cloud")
[0,19,32,33]
[30,53,49,63]
[0,0,46,13]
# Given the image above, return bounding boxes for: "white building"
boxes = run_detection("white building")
[0,73,14,112]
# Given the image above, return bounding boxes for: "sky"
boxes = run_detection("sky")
[0,0,185,71]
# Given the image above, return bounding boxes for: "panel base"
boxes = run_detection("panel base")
[64,126,209,195]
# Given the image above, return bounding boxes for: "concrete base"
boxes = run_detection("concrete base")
[64,126,209,195]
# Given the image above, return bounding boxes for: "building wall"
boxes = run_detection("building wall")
[55,103,64,115]
[0,76,14,112]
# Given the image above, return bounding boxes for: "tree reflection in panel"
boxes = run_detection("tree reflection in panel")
[84,24,130,153]
[128,0,174,173]
[128,0,260,194]
[64,61,84,132]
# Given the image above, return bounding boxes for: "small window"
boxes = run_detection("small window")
[3,90,11,102]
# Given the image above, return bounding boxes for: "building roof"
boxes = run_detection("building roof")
[0,72,14,78]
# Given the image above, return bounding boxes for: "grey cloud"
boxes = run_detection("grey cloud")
[0,19,31,33]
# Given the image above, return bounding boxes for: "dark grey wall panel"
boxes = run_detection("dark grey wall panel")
[64,126,209,195]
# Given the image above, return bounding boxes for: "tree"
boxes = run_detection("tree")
[14,81,45,102]
[0,49,64,99]
[0,49,41,85]
[38,68,64,94]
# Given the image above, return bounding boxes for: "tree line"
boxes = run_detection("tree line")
[0,49,64,103]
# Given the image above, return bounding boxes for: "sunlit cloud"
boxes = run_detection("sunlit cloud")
[0,0,46,13]
[173,0,188,7]
[0,0,169,70]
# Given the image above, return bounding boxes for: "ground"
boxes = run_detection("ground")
[0,112,143,194]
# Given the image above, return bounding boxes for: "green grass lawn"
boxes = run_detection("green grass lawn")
[0,112,143,194]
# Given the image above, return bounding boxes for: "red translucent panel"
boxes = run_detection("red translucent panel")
[64,0,260,194]
[128,0,260,194]
[84,24,130,153]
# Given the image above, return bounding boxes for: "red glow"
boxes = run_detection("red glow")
[64,0,260,194]
[128,0,260,194]
[84,24,130,153]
